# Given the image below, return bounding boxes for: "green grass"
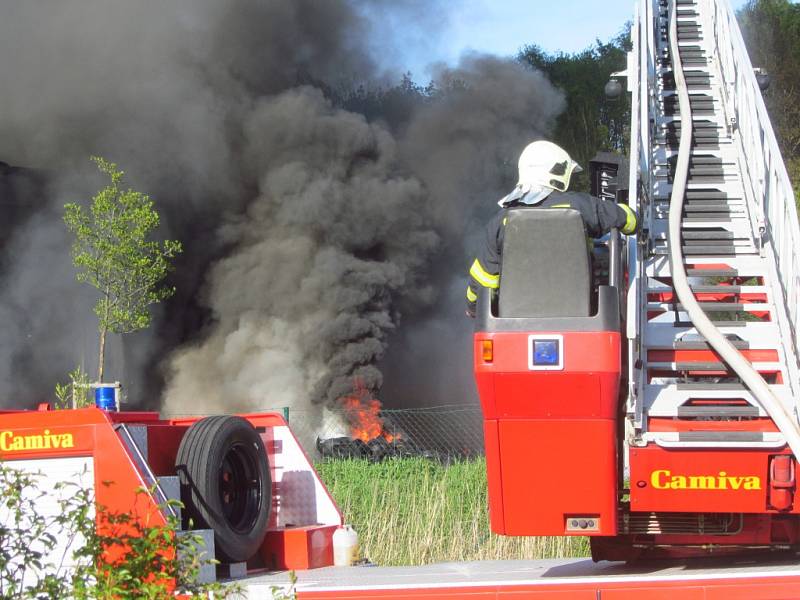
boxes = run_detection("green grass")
[315,457,589,566]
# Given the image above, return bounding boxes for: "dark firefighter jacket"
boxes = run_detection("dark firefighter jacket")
[466,190,638,312]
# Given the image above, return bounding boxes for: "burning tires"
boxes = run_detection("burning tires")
[316,435,422,461]
[176,416,271,563]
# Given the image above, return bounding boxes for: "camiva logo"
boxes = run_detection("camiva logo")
[651,469,761,490]
[0,429,75,452]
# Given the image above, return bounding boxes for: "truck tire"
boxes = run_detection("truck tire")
[176,415,271,563]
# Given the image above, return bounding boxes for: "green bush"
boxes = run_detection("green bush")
[0,462,241,599]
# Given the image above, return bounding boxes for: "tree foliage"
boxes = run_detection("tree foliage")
[64,157,182,381]
[339,73,437,131]
[518,28,632,191]
[738,0,800,201]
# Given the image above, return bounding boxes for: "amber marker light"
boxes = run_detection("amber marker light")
[482,340,493,362]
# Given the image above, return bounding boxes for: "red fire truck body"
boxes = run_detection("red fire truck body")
[475,330,621,537]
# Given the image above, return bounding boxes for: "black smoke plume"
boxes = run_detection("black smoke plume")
[0,1,564,422]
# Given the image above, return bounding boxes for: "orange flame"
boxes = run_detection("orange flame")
[339,380,398,442]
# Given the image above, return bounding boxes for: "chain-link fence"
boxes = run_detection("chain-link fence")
[165,403,485,462]
[294,404,485,462]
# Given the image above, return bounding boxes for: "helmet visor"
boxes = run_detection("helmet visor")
[546,159,581,191]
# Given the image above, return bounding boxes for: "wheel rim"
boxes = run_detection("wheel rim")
[218,442,262,534]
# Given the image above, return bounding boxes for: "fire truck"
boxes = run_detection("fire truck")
[473,0,800,563]
[3,0,800,597]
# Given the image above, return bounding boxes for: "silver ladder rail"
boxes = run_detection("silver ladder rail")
[627,0,800,453]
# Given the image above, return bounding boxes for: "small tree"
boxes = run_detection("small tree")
[64,157,182,382]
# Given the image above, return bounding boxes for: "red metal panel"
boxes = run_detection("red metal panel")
[475,330,621,537]
[704,581,800,599]
[261,525,336,570]
[0,423,95,459]
[499,593,595,599]
[91,417,169,537]
[630,446,772,512]
[498,419,617,535]
[293,577,800,599]
[647,418,779,432]
[295,588,594,599]
[649,291,768,303]
[296,590,499,599]
[474,331,621,420]
[493,372,601,418]
[108,411,163,423]
[601,588,703,599]
[647,349,779,362]
[145,424,189,476]
[483,420,505,533]
[0,409,165,534]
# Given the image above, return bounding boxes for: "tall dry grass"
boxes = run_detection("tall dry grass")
[315,458,589,566]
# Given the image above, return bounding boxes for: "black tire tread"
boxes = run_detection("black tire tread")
[176,416,271,563]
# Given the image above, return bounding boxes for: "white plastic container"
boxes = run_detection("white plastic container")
[332,524,359,566]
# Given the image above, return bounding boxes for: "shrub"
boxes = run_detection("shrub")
[0,461,240,599]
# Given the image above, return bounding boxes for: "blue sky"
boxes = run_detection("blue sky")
[392,0,751,79]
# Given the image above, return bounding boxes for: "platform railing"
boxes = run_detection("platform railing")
[627,0,658,433]
[709,0,800,392]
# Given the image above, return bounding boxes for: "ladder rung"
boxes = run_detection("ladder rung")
[648,302,757,310]
[685,268,739,277]
[678,431,765,442]
[682,231,735,240]
[677,406,760,417]
[680,246,745,255]
[648,360,781,371]
[671,339,749,349]
[672,320,748,327]
[687,167,727,175]
[667,121,720,130]
[686,190,731,199]
[687,285,747,292]
[682,245,752,253]
[683,240,740,247]
[648,361,732,370]
[681,215,738,222]
[682,205,733,212]
[675,383,747,390]
[648,285,746,293]
[682,202,738,209]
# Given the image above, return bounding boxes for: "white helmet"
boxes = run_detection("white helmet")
[498,141,583,207]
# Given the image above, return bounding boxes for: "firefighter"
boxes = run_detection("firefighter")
[466,140,638,317]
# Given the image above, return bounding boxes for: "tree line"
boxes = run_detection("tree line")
[738,0,800,203]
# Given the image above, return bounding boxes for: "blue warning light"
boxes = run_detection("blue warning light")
[533,339,560,366]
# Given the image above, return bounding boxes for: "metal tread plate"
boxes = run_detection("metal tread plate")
[642,383,794,418]
[643,322,782,349]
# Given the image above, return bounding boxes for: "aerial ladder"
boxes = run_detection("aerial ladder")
[474,0,800,560]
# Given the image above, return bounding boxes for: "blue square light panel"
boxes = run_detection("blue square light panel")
[528,334,564,371]
[533,340,559,365]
